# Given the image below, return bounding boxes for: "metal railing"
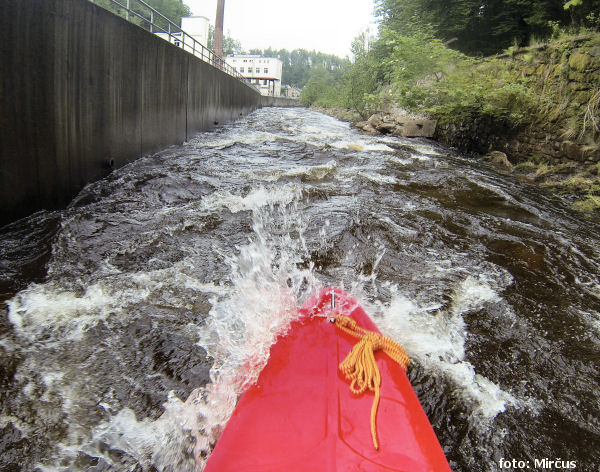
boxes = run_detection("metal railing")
[90,0,258,91]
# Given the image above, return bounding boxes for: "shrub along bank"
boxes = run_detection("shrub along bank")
[432,34,600,212]
[303,32,600,213]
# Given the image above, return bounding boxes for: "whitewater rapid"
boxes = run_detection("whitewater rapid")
[1,108,599,471]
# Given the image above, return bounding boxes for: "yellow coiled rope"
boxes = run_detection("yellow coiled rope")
[334,315,410,450]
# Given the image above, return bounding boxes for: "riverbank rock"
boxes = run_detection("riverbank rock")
[398,118,438,138]
[357,112,437,138]
[352,121,379,134]
[487,150,513,171]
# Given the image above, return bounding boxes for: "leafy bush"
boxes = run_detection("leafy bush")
[389,50,543,129]
[300,68,343,108]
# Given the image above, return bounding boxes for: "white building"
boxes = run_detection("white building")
[155,16,209,55]
[225,55,283,96]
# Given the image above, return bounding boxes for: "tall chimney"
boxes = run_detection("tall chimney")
[214,0,225,58]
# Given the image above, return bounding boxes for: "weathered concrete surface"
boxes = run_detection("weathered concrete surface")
[261,97,302,107]
[0,0,261,226]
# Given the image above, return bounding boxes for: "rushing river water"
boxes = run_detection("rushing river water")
[1,107,599,472]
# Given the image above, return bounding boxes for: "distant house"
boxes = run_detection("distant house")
[225,55,283,96]
[155,16,209,54]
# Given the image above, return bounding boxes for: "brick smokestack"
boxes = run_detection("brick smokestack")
[214,0,225,58]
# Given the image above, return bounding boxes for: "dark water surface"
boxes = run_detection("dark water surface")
[1,108,599,471]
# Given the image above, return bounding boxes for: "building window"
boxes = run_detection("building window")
[248,67,253,73]
[263,79,268,85]
[240,67,244,73]
[264,68,268,73]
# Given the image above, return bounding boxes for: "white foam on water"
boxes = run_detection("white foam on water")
[38,397,198,472]
[193,130,282,150]
[49,200,319,470]
[7,283,134,340]
[410,152,432,161]
[200,184,303,214]
[376,215,420,239]
[405,142,443,156]
[357,171,398,185]
[386,154,414,166]
[6,262,233,343]
[0,415,33,436]
[376,276,525,422]
[14,196,320,470]
[330,141,394,152]
[250,160,338,183]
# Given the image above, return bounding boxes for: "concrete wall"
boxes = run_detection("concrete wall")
[261,97,302,107]
[0,0,262,226]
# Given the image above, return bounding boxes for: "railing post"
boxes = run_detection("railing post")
[126,0,130,20]
[149,10,153,32]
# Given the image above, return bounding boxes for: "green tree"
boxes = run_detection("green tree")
[564,0,600,27]
[375,0,599,56]
[300,67,339,106]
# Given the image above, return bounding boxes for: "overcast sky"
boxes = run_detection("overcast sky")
[184,0,378,58]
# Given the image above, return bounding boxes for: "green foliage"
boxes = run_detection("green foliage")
[340,54,380,118]
[382,28,464,84]
[564,0,583,10]
[375,0,600,56]
[392,54,543,128]
[301,0,600,139]
[572,194,600,212]
[300,68,341,107]
[299,43,380,118]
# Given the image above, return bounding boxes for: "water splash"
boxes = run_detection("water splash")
[375,275,532,423]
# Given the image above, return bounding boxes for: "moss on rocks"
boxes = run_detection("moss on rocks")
[568,52,592,71]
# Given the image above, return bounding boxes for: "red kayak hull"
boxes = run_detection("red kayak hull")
[204,287,452,471]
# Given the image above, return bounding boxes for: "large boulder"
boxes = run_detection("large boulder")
[363,112,437,138]
[367,113,384,129]
[352,120,379,134]
[487,150,513,171]
[377,121,400,134]
[398,119,437,138]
